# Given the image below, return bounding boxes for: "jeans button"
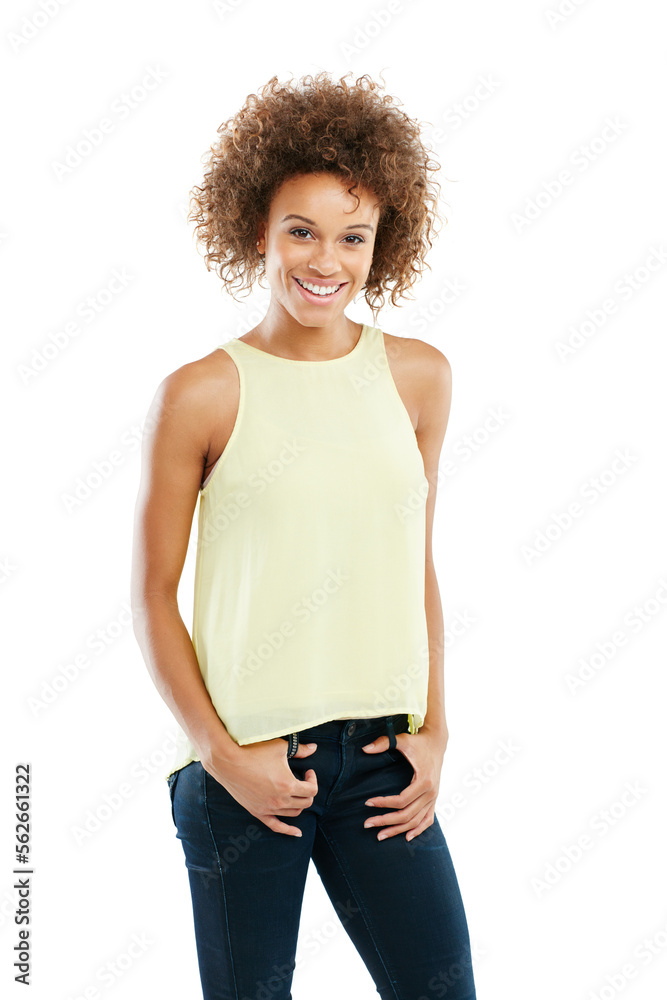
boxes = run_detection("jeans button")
[347,722,356,736]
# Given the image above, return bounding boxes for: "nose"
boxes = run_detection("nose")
[308,242,340,275]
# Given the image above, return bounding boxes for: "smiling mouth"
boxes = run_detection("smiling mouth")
[293,276,348,301]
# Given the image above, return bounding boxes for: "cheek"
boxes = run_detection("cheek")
[357,249,375,274]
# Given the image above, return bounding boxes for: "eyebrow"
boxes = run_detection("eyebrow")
[281,213,375,233]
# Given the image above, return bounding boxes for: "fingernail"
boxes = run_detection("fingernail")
[365,800,375,807]
[365,742,375,749]
[295,830,302,837]
[377,833,387,841]
[306,743,317,748]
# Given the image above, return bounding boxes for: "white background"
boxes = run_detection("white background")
[2,0,666,998]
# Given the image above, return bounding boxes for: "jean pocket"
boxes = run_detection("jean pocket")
[167,769,180,826]
[383,746,414,773]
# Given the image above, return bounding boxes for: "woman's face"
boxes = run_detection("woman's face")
[256,171,381,324]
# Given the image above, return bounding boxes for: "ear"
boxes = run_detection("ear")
[256,219,266,255]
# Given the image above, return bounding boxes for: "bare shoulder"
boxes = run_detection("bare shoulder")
[381,331,451,436]
[157,344,236,404]
[145,345,238,469]
[382,330,451,395]
[383,330,451,374]
[148,345,235,430]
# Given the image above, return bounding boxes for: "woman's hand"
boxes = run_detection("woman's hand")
[360,726,448,842]
[201,738,319,838]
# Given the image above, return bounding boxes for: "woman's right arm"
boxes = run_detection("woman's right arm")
[130,364,241,769]
[131,360,318,836]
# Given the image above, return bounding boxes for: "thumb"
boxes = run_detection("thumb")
[361,737,389,753]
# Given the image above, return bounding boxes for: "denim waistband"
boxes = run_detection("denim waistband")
[281,713,410,745]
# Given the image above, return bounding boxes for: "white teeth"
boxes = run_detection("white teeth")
[296,277,341,295]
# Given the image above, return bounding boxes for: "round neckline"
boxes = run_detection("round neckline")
[232,324,368,364]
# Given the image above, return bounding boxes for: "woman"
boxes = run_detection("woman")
[131,71,477,999]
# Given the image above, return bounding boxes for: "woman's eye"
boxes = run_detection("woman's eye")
[289,228,364,245]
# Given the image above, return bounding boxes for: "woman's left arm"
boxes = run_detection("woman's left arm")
[361,342,453,842]
[415,339,453,745]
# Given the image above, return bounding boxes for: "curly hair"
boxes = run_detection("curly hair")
[188,70,445,320]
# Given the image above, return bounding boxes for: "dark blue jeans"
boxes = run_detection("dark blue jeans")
[167,713,477,1000]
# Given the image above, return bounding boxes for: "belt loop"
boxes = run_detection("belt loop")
[386,715,397,750]
[286,732,299,758]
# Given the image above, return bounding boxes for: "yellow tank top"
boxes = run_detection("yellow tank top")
[166,323,430,779]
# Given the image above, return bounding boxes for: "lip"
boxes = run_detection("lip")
[293,276,348,304]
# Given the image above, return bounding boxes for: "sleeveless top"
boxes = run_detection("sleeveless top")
[165,323,430,780]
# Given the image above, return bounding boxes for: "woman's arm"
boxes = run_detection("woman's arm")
[415,347,453,744]
[130,364,241,769]
[131,361,320,835]
[360,343,453,843]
